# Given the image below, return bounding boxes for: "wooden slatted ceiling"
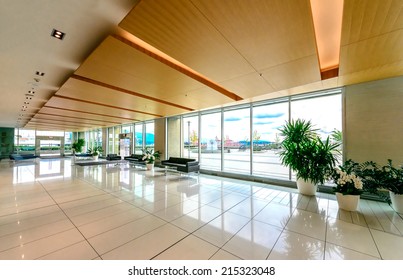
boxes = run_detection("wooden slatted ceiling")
[41,106,138,123]
[34,112,120,126]
[24,0,403,131]
[73,36,236,109]
[339,0,403,85]
[119,0,321,98]
[46,96,146,122]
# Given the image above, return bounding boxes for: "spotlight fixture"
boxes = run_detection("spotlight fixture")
[35,71,45,76]
[28,90,35,94]
[51,29,65,40]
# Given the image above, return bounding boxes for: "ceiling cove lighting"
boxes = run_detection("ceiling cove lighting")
[310,0,343,80]
[51,29,65,40]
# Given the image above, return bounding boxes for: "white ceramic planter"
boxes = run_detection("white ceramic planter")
[389,191,403,214]
[296,178,317,196]
[146,163,154,170]
[92,155,98,161]
[336,192,360,211]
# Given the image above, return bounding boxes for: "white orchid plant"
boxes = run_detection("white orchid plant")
[142,148,161,164]
[332,167,363,195]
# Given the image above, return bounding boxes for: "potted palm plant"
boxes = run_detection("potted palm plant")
[279,119,340,195]
[72,138,85,155]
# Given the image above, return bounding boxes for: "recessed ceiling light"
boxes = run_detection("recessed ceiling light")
[28,91,35,94]
[35,71,45,76]
[51,29,65,40]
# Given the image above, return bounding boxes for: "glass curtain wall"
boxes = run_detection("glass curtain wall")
[145,122,155,150]
[290,92,342,180]
[122,125,132,134]
[167,89,342,182]
[14,129,35,154]
[182,115,199,160]
[252,100,289,179]
[105,123,150,155]
[114,126,121,155]
[223,107,250,174]
[134,123,143,154]
[108,127,114,154]
[64,132,73,154]
[200,111,221,171]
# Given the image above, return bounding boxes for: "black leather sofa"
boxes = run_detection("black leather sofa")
[124,154,146,165]
[106,154,121,161]
[9,154,39,161]
[161,157,200,173]
[75,153,92,157]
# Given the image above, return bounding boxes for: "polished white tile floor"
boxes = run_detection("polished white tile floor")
[0,158,402,260]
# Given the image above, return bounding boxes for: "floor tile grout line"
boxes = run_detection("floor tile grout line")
[366,228,383,260]
[99,221,172,258]
[265,205,298,260]
[34,178,104,259]
[158,194,261,260]
[0,204,62,227]
[0,226,76,255]
[325,240,381,260]
[323,199,330,260]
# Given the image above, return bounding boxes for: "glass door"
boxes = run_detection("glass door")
[39,140,61,157]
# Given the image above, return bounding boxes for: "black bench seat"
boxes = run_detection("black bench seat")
[9,154,39,161]
[161,157,200,173]
[124,154,146,166]
[106,154,121,161]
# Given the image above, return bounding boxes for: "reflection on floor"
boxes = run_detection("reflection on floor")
[0,158,402,260]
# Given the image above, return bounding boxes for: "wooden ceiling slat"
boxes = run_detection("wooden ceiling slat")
[46,95,155,124]
[119,0,320,98]
[43,105,138,122]
[32,116,108,127]
[54,94,162,118]
[71,74,194,111]
[36,112,121,125]
[339,0,403,84]
[112,34,243,101]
